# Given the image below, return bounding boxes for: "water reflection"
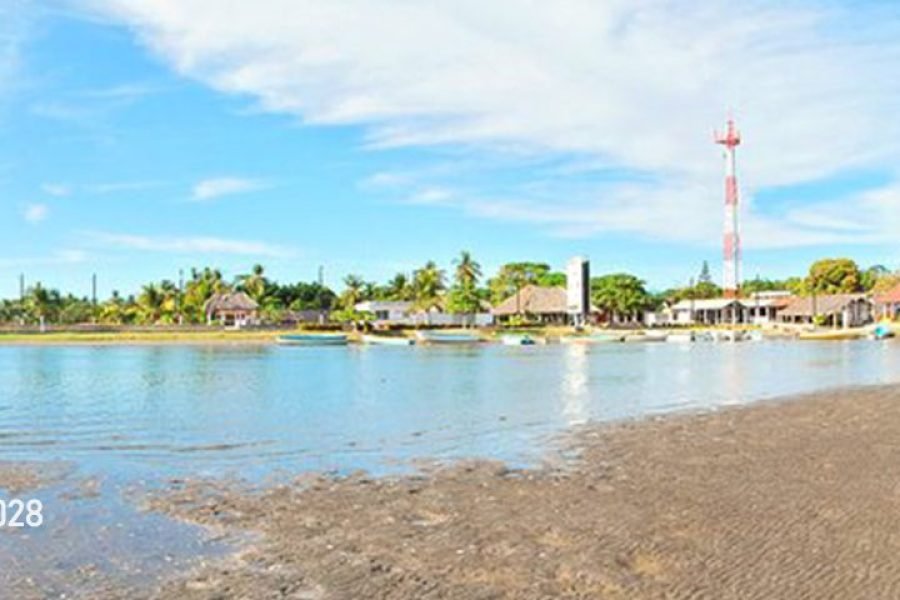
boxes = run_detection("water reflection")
[561,344,589,425]
[0,341,898,479]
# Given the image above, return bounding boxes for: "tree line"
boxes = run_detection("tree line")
[1,254,896,326]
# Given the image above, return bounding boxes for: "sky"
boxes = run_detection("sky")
[1,0,899,299]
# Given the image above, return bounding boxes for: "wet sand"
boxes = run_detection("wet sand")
[8,384,900,598]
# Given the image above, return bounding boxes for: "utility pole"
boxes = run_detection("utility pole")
[19,273,24,301]
[91,273,97,306]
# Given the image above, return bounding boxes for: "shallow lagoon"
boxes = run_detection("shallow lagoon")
[2,340,898,481]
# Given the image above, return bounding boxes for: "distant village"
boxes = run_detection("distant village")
[2,253,898,332]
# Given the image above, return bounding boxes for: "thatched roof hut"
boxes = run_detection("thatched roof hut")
[491,285,569,323]
[205,291,259,326]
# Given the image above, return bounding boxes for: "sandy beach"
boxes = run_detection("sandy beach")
[4,383,893,598]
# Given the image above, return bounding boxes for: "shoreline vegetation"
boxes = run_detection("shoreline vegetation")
[6,384,897,598]
[3,256,898,333]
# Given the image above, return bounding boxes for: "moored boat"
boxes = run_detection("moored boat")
[869,323,895,340]
[277,333,349,346]
[643,330,669,342]
[666,332,695,343]
[416,330,482,344]
[501,334,536,346]
[798,329,865,341]
[361,334,415,346]
[561,333,623,344]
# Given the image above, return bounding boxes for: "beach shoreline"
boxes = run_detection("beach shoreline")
[6,383,897,598]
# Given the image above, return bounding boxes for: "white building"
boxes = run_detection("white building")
[354,300,413,322]
[668,297,784,326]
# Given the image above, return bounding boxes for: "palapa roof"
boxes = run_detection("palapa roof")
[492,285,568,316]
[204,291,259,314]
[778,293,870,317]
[875,284,900,305]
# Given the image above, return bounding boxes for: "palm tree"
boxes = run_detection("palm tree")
[453,251,482,290]
[449,251,482,318]
[340,274,365,309]
[387,273,412,301]
[237,264,268,301]
[24,283,57,330]
[413,261,446,311]
[136,284,165,324]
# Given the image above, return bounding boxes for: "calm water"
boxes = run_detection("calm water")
[2,340,899,480]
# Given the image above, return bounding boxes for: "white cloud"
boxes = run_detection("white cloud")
[41,183,71,197]
[23,203,49,223]
[85,231,296,258]
[191,177,267,201]
[0,249,87,268]
[85,0,900,247]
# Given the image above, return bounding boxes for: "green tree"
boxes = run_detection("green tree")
[340,275,366,310]
[413,261,446,311]
[447,251,483,315]
[24,283,59,326]
[386,273,413,301]
[698,260,712,284]
[590,274,652,322]
[488,262,552,306]
[806,258,862,294]
[861,264,890,291]
[236,264,269,302]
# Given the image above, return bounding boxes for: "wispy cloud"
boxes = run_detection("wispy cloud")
[41,183,71,197]
[86,1,900,249]
[85,231,296,258]
[191,177,268,201]
[23,203,49,223]
[0,249,87,269]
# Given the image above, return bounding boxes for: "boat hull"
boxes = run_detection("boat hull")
[277,334,348,346]
[501,335,536,346]
[361,334,415,346]
[416,331,481,344]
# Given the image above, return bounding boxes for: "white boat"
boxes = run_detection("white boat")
[643,331,669,342]
[361,334,415,346]
[560,333,623,344]
[277,333,348,346]
[666,332,694,343]
[501,334,536,346]
[416,331,482,344]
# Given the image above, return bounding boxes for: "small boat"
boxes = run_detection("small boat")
[870,324,895,341]
[277,333,348,346]
[643,331,669,342]
[666,332,694,343]
[798,330,865,341]
[561,333,623,344]
[361,334,415,346]
[416,331,482,344]
[501,334,536,346]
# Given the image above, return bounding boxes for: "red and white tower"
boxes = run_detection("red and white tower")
[715,119,741,299]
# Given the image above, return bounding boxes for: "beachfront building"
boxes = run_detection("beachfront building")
[355,300,413,322]
[874,285,900,320]
[778,294,873,328]
[355,300,493,327]
[204,292,259,328]
[493,285,592,325]
[665,293,788,326]
[670,298,746,325]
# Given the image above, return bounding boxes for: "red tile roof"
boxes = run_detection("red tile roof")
[875,284,900,305]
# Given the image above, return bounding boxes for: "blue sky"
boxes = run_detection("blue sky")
[1,1,899,299]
